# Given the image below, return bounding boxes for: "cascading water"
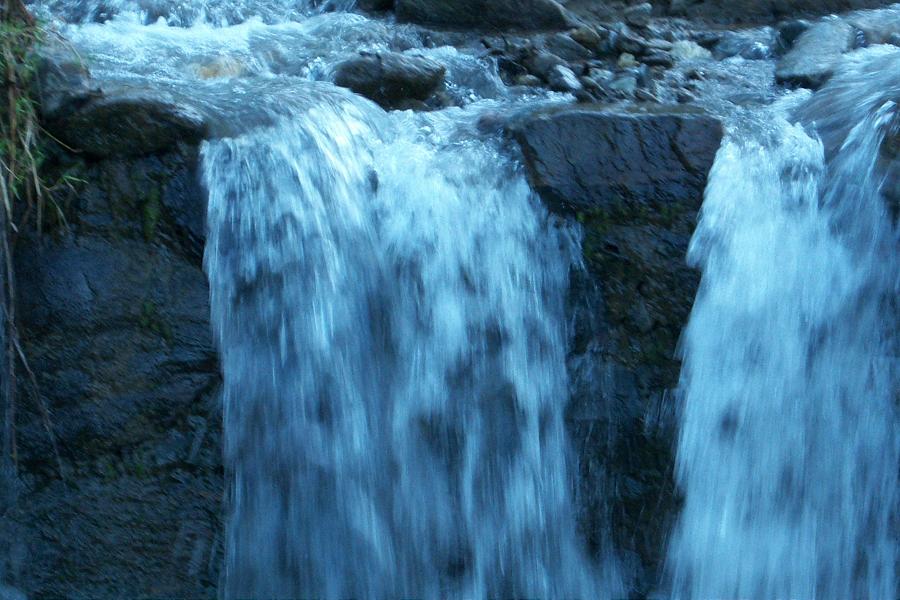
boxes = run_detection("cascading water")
[203,97,621,598]
[25,0,625,593]
[667,46,899,599]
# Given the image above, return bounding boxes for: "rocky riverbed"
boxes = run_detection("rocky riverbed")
[1,0,898,597]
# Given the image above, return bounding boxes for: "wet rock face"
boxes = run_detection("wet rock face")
[37,49,208,158]
[333,51,446,109]
[512,107,723,215]
[395,0,573,31]
[44,91,208,158]
[511,106,723,593]
[3,147,222,598]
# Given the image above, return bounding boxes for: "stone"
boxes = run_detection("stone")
[333,51,445,109]
[525,51,566,80]
[569,26,606,54]
[643,51,675,67]
[509,105,723,598]
[776,18,856,88]
[624,2,653,27]
[778,19,812,48]
[547,65,583,92]
[671,40,713,61]
[614,27,651,55]
[509,105,724,214]
[543,32,593,61]
[610,75,638,94]
[355,0,393,10]
[714,30,777,60]
[667,0,890,23]
[43,88,208,158]
[35,45,98,119]
[618,52,639,68]
[395,0,573,31]
[515,74,543,87]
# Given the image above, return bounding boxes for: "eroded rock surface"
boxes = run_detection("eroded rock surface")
[511,105,723,592]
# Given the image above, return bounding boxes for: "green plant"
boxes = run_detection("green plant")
[0,0,71,480]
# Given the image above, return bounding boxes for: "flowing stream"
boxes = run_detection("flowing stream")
[203,97,619,597]
[668,46,899,599]
[20,0,900,596]
[32,0,623,596]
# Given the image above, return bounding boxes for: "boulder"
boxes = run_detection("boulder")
[355,0,394,10]
[38,44,207,158]
[511,106,723,214]
[667,0,893,23]
[333,51,445,109]
[624,2,653,27]
[776,18,856,88]
[542,32,593,61]
[510,105,723,595]
[44,89,208,158]
[395,0,573,31]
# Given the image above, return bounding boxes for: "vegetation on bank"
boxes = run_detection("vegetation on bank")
[0,0,69,478]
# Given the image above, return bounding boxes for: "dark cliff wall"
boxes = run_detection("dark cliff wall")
[2,146,222,598]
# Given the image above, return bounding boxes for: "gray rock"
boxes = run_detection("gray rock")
[667,0,891,23]
[569,26,608,54]
[44,89,208,158]
[333,51,445,109]
[510,105,723,214]
[395,0,573,31]
[547,64,583,92]
[355,0,393,10]
[778,19,812,48]
[38,45,206,158]
[35,45,98,119]
[714,29,777,60]
[543,32,593,61]
[610,75,638,94]
[671,40,713,61]
[614,27,651,55]
[776,18,856,88]
[525,51,566,80]
[643,51,675,67]
[510,105,723,598]
[624,2,653,27]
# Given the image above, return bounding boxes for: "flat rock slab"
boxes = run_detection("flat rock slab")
[776,18,857,88]
[510,105,724,215]
[395,0,573,31]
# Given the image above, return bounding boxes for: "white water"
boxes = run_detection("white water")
[20,0,900,594]
[27,0,625,593]
[203,97,621,598]
[668,47,899,599]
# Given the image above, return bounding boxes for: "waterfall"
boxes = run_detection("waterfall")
[203,96,621,597]
[668,46,899,599]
